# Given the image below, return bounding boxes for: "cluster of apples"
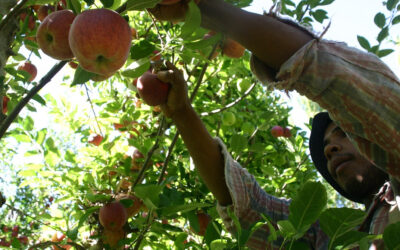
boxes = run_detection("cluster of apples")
[0,225,29,247]
[99,193,143,247]
[271,125,292,138]
[36,7,132,80]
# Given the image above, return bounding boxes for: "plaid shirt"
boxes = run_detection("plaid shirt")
[216,38,400,249]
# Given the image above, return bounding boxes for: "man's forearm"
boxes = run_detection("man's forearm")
[172,106,232,206]
[198,0,314,70]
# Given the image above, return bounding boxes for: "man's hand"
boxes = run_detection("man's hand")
[147,0,190,22]
[157,61,191,119]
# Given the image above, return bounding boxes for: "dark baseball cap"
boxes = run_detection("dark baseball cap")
[309,112,364,203]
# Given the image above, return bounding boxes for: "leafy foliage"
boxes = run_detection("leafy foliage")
[0,0,399,249]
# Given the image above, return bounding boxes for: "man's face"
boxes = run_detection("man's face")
[323,123,387,201]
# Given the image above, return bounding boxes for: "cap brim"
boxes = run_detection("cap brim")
[310,112,364,203]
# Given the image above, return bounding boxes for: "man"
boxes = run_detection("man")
[151,0,400,248]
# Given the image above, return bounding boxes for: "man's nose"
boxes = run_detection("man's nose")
[324,143,342,160]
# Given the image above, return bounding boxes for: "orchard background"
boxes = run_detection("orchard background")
[0,0,399,249]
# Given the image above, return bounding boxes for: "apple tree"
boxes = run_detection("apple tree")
[0,0,399,249]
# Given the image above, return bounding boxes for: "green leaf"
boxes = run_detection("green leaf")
[134,184,163,208]
[392,15,400,25]
[71,66,96,86]
[130,40,155,60]
[331,230,368,249]
[277,220,297,238]
[100,0,114,8]
[230,134,247,152]
[126,0,160,11]
[121,59,150,78]
[19,169,37,177]
[377,27,389,42]
[205,221,220,247]
[67,0,81,14]
[311,9,328,23]
[386,0,399,10]
[161,202,212,216]
[357,35,371,50]
[319,207,365,248]
[32,94,47,106]
[383,221,400,249]
[36,128,47,145]
[319,0,335,5]
[185,33,222,50]
[180,1,202,39]
[374,13,386,28]
[377,49,394,58]
[22,116,34,131]
[12,134,31,142]
[210,239,228,250]
[288,181,327,236]
[86,193,111,202]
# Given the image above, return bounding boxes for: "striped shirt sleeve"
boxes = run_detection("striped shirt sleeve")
[215,138,329,249]
[251,39,400,182]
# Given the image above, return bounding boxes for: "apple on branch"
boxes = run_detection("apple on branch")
[68,9,132,76]
[36,10,76,60]
[18,61,37,82]
[271,125,284,138]
[88,134,103,146]
[137,71,170,106]
[99,201,128,230]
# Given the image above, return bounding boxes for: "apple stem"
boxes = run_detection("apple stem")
[0,60,67,140]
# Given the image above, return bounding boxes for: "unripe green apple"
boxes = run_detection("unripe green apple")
[222,111,236,126]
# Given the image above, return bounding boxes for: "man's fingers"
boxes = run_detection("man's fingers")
[157,70,175,83]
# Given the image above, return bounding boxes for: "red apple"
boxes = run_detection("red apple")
[18,236,29,245]
[19,12,36,31]
[68,61,78,69]
[36,10,76,60]
[69,9,132,76]
[150,50,161,61]
[102,228,125,248]
[191,212,211,236]
[271,125,284,138]
[37,5,54,22]
[131,149,144,171]
[137,71,170,106]
[131,27,138,40]
[283,127,291,138]
[2,96,10,114]
[99,201,128,230]
[116,193,142,218]
[88,134,103,146]
[18,61,37,82]
[222,38,245,58]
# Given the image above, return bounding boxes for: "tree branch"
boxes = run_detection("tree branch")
[0,0,28,32]
[0,60,67,140]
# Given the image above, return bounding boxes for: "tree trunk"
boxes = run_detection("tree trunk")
[0,0,18,78]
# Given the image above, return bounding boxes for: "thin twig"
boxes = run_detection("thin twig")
[200,81,256,117]
[132,116,166,187]
[84,84,103,137]
[0,0,29,32]
[29,240,86,250]
[0,61,67,140]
